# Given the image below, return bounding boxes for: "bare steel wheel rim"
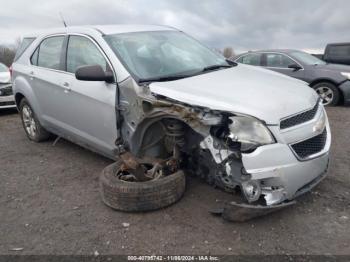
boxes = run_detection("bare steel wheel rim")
[22,105,37,137]
[316,86,334,105]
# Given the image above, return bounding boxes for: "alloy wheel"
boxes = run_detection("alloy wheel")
[22,105,37,138]
[315,86,334,106]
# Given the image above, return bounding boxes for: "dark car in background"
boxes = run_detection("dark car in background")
[323,43,350,66]
[233,50,350,106]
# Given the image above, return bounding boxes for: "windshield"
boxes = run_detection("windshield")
[104,31,229,81]
[291,51,326,65]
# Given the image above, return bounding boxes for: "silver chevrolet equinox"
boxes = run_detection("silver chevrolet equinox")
[12,25,331,218]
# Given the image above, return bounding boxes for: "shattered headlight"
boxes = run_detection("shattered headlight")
[228,116,275,147]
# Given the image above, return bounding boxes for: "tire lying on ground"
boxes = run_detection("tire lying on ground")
[99,160,186,211]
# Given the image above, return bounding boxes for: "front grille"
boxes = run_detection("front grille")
[280,99,320,129]
[291,128,327,160]
[0,101,15,106]
[0,85,13,96]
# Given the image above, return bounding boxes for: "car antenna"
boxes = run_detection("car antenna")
[59,12,67,27]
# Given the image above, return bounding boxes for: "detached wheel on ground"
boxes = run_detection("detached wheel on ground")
[312,82,340,106]
[99,160,186,211]
[19,98,51,142]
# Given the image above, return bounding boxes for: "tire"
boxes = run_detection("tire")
[312,82,340,106]
[99,161,186,212]
[19,98,51,142]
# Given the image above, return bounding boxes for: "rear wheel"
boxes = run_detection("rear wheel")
[19,98,51,142]
[312,82,340,106]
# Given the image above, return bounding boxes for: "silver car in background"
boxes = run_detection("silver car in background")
[0,62,15,109]
[11,25,331,216]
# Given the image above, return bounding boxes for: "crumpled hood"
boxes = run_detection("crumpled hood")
[149,64,319,125]
[0,72,11,84]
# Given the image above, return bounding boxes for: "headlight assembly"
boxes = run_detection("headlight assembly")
[228,116,275,147]
[341,72,350,79]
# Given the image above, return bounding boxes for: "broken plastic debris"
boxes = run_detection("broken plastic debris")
[10,248,24,251]
[212,200,296,222]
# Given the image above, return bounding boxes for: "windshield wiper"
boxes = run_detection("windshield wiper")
[138,63,236,83]
[201,64,233,72]
[138,74,192,83]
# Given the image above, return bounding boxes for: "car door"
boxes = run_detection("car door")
[262,53,305,80]
[57,34,118,158]
[29,35,70,128]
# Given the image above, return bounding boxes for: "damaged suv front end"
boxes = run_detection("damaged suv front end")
[12,25,331,220]
[103,29,331,218]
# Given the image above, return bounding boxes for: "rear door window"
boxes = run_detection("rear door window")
[36,36,65,70]
[66,35,108,73]
[265,53,294,68]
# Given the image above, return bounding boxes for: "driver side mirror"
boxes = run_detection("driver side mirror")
[75,65,114,83]
[288,63,302,71]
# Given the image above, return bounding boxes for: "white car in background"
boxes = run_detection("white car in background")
[0,62,15,109]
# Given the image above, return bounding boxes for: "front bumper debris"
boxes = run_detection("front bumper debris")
[211,124,330,221]
[218,201,296,222]
[241,123,331,205]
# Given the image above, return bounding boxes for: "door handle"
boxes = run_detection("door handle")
[29,71,35,80]
[62,82,71,93]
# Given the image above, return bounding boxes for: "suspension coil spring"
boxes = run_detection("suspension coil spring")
[164,119,186,150]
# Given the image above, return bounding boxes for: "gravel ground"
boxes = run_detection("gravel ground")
[0,107,349,255]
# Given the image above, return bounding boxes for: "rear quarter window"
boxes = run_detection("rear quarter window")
[14,37,36,62]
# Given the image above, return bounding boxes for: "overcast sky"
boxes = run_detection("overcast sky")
[1,0,349,53]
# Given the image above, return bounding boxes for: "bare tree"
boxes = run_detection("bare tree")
[222,47,235,59]
[0,46,17,66]
[0,37,20,66]
[15,37,22,49]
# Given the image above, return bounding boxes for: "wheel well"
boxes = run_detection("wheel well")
[309,79,337,87]
[309,79,344,104]
[15,93,25,108]
[129,116,195,158]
